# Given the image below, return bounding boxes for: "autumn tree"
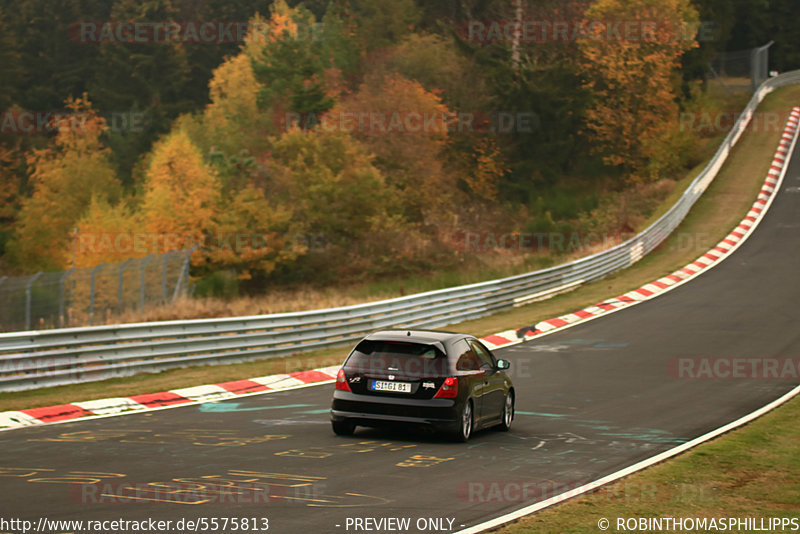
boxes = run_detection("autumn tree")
[250,1,335,122]
[345,0,420,53]
[268,128,394,240]
[334,73,457,226]
[87,0,193,184]
[462,137,506,201]
[73,195,139,268]
[206,185,300,280]
[381,34,491,112]
[375,35,512,203]
[578,0,699,181]
[248,0,367,133]
[8,96,122,271]
[267,128,418,280]
[203,51,264,153]
[316,4,363,85]
[177,45,268,194]
[139,129,220,254]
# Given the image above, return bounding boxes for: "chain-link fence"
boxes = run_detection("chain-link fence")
[709,41,774,93]
[0,249,193,332]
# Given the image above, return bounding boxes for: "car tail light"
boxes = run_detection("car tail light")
[335,368,352,392]
[434,377,458,398]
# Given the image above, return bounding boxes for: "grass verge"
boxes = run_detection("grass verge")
[496,394,800,533]
[1,86,798,413]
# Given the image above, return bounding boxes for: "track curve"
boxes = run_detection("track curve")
[2,139,800,533]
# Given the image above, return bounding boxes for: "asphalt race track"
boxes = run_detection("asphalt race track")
[2,143,799,533]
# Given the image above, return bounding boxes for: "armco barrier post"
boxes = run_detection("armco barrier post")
[24,272,43,331]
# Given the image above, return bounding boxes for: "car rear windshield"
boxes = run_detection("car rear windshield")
[344,340,449,378]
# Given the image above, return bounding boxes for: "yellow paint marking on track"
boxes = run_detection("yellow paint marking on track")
[28,428,292,447]
[396,455,455,468]
[274,441,417,458]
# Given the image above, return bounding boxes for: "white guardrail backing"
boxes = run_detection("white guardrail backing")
[2,71,800,392]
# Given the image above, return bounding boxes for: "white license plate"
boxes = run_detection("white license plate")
[370,380,412,393]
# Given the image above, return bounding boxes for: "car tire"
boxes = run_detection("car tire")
[453,400,473,442]
[497,392,514,432]
[332,420,356,436]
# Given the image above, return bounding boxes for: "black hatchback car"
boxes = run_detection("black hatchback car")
[330,329,514,441]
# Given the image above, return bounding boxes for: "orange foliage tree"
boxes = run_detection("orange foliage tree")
[334,73,457,225]
[578,0,698,181]
[8,96,122,270]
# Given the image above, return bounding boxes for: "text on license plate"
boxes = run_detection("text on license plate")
[370,380,412,393]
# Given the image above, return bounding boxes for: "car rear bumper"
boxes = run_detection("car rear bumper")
[331,391,461,430]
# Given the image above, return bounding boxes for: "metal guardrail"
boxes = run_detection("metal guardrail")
[2,71,800,392]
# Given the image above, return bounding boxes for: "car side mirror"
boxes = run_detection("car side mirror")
[496,359,510,370]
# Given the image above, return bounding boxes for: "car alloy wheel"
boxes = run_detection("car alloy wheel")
[455,400,473,442]
[498,393,514,431]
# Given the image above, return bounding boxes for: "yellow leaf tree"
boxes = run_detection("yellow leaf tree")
[201,46,267,156]
[139,129,220,255]
[73,195,140,268]
[578,0,698,181]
